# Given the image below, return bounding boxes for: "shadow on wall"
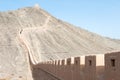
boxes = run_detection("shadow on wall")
[32,67,61,80]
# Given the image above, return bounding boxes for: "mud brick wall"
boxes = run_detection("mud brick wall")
[73,57,81,80]
[34,51,120,80]
[84,55,96,80]
[105,52,120,80]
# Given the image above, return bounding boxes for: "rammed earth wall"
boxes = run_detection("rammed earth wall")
[33,52,120,80]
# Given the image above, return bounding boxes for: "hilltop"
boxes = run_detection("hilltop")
[0,5,120,80]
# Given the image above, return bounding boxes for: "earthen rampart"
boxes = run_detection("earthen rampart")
[33,52,120,80]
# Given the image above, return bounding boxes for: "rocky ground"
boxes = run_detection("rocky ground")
[0,5,120,80]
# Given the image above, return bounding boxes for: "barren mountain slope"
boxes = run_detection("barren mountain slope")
[0,6,120,79]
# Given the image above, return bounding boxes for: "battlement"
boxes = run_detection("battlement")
[33,51,120,80]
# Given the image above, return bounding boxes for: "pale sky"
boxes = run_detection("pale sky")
[0,0,120,39]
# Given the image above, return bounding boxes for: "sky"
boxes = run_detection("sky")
[0,0,120,39]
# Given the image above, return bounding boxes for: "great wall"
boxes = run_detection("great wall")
[0,6,120,80]
[32,52,120,80]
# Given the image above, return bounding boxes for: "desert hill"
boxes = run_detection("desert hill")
[0,5,120,80]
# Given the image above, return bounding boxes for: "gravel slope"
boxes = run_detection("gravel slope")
[0,5,120,80]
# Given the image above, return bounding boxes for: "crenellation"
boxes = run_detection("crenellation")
[33,51,120,80]
[85,55,96,80]
[105,52,120,80]
[73,57,80,80]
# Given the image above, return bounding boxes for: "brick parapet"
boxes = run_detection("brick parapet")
[33,51,120,80]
